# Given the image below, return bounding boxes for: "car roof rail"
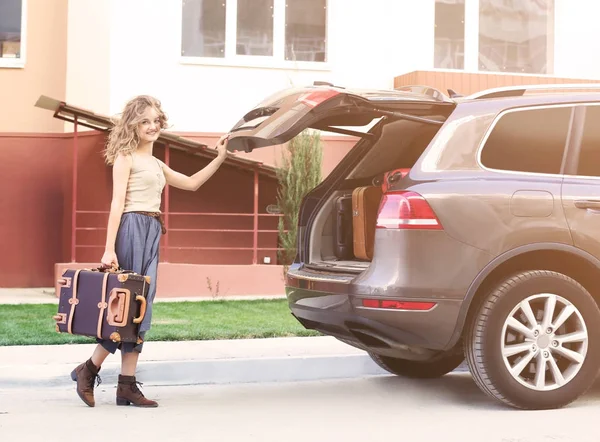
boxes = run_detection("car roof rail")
[468,83,600,99]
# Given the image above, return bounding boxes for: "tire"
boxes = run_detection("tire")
[465,270,600,410]
[369,351,465,379]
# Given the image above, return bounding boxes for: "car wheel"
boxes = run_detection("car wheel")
[465,270,600,410]
[369,351,465,379]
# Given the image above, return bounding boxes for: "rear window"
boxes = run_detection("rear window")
[348,119,441,179]
[480,106,572,175]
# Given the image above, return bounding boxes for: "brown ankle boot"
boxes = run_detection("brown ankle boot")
[70,359,102,407]
[116,375,158,408]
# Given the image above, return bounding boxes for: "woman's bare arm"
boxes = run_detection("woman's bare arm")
[101,154,132,267]
[161,137,228,191]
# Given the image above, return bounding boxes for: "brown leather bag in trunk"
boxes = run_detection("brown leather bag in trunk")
[352,186,383,260]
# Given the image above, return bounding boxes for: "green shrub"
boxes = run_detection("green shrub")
[276,130,323,271]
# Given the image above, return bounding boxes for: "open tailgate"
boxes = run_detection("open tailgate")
[225,84,455,153]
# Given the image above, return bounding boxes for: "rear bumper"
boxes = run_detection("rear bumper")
[286,275,462,355]
[285,230,491,353]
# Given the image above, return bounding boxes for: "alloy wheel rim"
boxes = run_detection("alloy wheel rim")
[500,293,588,391]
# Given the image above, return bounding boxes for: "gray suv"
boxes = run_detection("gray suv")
[226,83,600,410]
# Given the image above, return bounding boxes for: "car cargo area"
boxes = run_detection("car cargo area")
[305,117,443,273]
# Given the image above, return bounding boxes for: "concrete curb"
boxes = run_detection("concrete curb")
[0,354,392,389]
[0,355,470,390]
[0,337,470,389]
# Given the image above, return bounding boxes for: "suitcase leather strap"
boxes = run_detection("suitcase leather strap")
[67,270,82,334]
[96,272,110,339]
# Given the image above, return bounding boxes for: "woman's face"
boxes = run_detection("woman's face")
[137,106,161,143]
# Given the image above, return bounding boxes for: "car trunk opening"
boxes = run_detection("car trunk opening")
[301,116,445,274]
[223,84,455,275]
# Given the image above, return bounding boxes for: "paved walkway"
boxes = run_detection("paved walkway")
[0,291,468,389]
[0,336,388,389]
[0,288,56,304]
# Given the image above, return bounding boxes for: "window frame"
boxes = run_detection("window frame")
[180,0,330,71]
[476,103,576,178]
[0,0,27,69]
[433,0,555,76]
[563,103,600,181]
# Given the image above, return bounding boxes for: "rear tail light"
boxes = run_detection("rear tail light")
[376,191,442,230]
[361,299,436,311]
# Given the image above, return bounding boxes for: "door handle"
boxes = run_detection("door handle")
[574,200,600,210]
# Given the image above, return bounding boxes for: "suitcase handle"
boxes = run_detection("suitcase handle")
[107,289,131,327]
[133,295,147,324]
[337,212,345,244]
[93,266,134,274]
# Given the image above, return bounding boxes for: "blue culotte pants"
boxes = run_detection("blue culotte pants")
[96,212,162,354]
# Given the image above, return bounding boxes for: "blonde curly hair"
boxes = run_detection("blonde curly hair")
[104,95,169,165]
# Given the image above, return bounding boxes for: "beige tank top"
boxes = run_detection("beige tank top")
[123,153,166,213]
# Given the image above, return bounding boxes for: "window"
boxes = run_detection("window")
[480,106,572,175]
[0,0,26,67]
[576,106,600,178]
[479,0,553,74]
[181,0,327,65]
[285,0,326,62]
[434,0,465,70]
[237,0,273,56]
[181,0,226,58]
[432,0,554,74]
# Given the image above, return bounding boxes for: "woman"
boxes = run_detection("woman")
[71,95,229,408]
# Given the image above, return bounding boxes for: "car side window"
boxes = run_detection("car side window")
[576,105,600,177]
[480,106,572,175]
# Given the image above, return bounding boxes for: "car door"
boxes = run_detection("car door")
[224,84,456,153]
[561,103,600,260]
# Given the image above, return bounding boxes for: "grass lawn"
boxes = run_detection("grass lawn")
[0,299,320,346]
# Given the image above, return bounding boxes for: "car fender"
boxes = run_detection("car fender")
[444,242,600,351]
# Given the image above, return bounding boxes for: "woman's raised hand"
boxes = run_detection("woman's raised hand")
[215,134,229,158]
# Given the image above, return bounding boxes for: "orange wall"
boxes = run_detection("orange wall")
[0,0,69,132]
[394,70,600,97]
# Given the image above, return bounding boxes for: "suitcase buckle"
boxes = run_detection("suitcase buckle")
[53,313,67,324]
[57,277,72,288]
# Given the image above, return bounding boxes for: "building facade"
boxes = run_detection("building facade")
[3,0,600,292]
[3,0,600,134]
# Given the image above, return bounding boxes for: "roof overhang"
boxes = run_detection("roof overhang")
[35,95,278,178]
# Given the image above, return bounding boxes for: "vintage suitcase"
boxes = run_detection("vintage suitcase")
[53,268,150,344]
[333,194,354,260]
[352,186,383,260]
